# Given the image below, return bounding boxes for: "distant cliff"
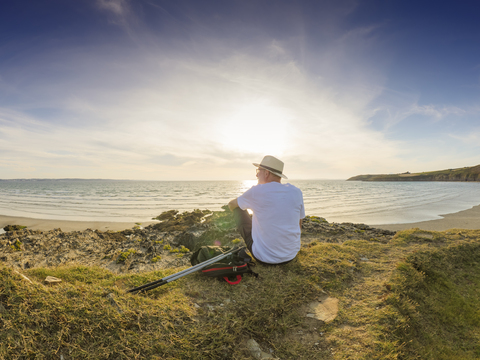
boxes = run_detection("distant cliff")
[348,165,480,182]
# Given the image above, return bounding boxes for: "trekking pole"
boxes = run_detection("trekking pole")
[127,246,242,294]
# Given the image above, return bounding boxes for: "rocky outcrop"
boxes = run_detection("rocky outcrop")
[301,216,395,244]
[0,209,396,273]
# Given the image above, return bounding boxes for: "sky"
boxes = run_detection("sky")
[1,0,480,180]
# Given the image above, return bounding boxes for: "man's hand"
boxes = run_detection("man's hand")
[228,198,239,211]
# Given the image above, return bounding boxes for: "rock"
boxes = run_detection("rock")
[106,293,123,313]
[45,276,62,284]
[0,208,396,274]
[247,339,262,359]
[246,339,279,359]
[172,231,197,250]
[306,297,339,323]
[355,223,371,230]
[3,225,27,232]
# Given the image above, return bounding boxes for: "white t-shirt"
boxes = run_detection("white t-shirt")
[237,182,305,263]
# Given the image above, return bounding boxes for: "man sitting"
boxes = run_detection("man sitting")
[228,155,305,264]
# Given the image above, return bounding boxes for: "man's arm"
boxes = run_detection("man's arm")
[299,218,303,228]
[228,198,239,211]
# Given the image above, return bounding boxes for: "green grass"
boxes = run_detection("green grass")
[0,242,354,359]
[2,229,480,359]
[381,241,480,359]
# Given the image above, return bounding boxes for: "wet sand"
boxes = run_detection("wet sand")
[0,215,156,232]
[372,204,480,232]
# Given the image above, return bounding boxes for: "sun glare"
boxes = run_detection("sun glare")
[241,179,257,191]
[218,101,291,155]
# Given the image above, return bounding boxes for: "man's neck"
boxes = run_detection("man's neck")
[259,179,281,185]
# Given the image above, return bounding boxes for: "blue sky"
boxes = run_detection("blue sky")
[1,0,480,180]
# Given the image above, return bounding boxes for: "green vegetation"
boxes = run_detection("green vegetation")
[179,245,190,253]
[151,256,161,263]
[2,228,480,358]
[9,239,22,252]
[382,241,480,359]
[163,245,190,254]
[168,246,190,254]
[116,249,137,263]
[153,209,213,231]
[348,164,480,182]
[306,215,328,223]
[152,207,237,248]
[3,225,27,232]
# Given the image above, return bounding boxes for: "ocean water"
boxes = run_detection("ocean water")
[1,179,480,225]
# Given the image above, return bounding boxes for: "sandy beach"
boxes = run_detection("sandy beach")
[2,203,480,233]
[372,204,480,231]
[0,215,156,232]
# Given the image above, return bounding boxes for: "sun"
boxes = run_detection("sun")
[217,100,292,155]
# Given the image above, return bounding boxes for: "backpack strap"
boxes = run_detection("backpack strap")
[223,275,242,285]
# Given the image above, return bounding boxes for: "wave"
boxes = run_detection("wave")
[1,180,480,224]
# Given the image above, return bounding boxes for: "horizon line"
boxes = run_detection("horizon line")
[0,177,347,182]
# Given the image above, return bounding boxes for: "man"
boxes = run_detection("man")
[228,155,305,264]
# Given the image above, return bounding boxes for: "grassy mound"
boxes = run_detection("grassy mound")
[1,228,480,359]
[382,241,480,359]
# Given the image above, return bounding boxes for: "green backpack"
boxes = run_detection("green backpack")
[190,246,257,284]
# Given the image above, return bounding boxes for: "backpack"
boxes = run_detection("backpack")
[190,246,257,284]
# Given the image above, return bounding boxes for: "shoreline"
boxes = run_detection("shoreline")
[2,203,480,233]
[0,214,157,232]
[371,203,480,231]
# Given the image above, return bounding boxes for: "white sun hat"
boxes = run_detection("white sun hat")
[253,155,288,179]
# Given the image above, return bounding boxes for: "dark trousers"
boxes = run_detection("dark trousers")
[233,207,255,255]
[233,207,294,265]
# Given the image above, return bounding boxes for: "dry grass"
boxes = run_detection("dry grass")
[2,228,480,359]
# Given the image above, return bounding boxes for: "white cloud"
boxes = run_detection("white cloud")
[368,93,469,130]
[0,43,405,180]
[96,0,129,16]
[449,130,480,146]
[408,104,466,121]
[5,2,477,180]
[94,0,138,36]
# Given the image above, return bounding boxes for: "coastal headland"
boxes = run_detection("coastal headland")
[348,164,480,181]
[2,207,480,358]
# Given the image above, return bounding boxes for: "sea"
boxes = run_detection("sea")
[1,179,480,226]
